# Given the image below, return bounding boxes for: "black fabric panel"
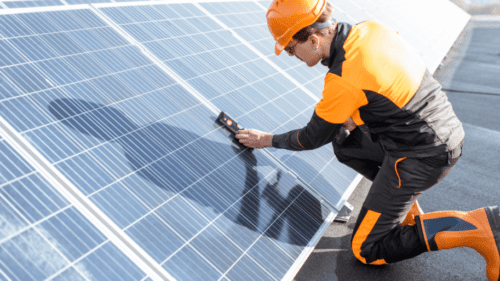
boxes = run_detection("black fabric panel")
[321,22,352,76]
[423,217,478,251]
[332,126,384,181]
[485,207,500,259]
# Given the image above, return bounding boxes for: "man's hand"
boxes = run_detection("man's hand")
[235,129,272,149]
[344,117,357,132]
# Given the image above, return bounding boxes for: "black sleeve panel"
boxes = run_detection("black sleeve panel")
[271,111,343,151]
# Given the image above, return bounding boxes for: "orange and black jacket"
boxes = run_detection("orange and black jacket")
[272,21,464,158]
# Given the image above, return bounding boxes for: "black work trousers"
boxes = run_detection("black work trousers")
[333,128,461,264]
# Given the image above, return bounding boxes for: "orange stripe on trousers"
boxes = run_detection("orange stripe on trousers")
[352,210,388,265]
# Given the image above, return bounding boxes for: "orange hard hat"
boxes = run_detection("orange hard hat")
[266,0,327,55]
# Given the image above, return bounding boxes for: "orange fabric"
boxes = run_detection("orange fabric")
[394,157,407,188]
[350,110,365,126]
[341,21,426,108]
[315,73,368,124]
[421,209,500,281]
[351,210,388,265]
[400,201,423,227]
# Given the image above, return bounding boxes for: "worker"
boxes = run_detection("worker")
[235,0,500,280]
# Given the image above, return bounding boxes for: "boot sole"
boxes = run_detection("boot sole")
[485,206,500,281]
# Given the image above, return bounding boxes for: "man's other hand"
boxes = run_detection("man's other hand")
[236,129,272,149]
[344,117,357,132]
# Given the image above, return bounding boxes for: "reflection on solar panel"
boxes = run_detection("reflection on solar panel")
[0,0,469,280]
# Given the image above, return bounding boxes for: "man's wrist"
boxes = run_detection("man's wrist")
[265,134,273,148]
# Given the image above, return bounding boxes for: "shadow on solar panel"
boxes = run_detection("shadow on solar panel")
[48,98,327,249]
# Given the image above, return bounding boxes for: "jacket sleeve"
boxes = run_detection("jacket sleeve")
[271,111,343,151]
[271,73,368,151]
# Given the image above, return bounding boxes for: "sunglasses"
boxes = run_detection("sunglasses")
[285,40,299,56]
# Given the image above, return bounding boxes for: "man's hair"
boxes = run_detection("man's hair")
[293,2,336,42]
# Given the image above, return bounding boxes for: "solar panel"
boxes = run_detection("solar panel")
[0,131,149,280]
[0,0,470,280]
[0,3,336,280]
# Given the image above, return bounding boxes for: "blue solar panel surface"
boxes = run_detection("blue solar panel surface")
[2,1,64,8]
[0,0,109,8]
[0,4,334,280]
[0,137,147,280]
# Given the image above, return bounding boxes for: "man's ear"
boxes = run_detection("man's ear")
[310,34,321,49]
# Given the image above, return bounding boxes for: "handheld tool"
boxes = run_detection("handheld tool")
[217,111,251,149]
[217,111,243,134]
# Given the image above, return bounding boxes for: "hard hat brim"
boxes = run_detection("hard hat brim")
[275,41,285,56]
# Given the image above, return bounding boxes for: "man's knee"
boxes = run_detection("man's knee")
[350,209,389,265]
[350,235,388,265]
[350,220,426,265]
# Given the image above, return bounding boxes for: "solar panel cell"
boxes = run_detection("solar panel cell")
[9,36,56,61]
[0,40,26,67]
[164,245,223,281]
[225,254,274,280]
[15,12,61,34]
[0,14,33,37]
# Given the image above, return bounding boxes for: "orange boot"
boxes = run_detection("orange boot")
[401,201,424,226]
[417,207,500,281]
